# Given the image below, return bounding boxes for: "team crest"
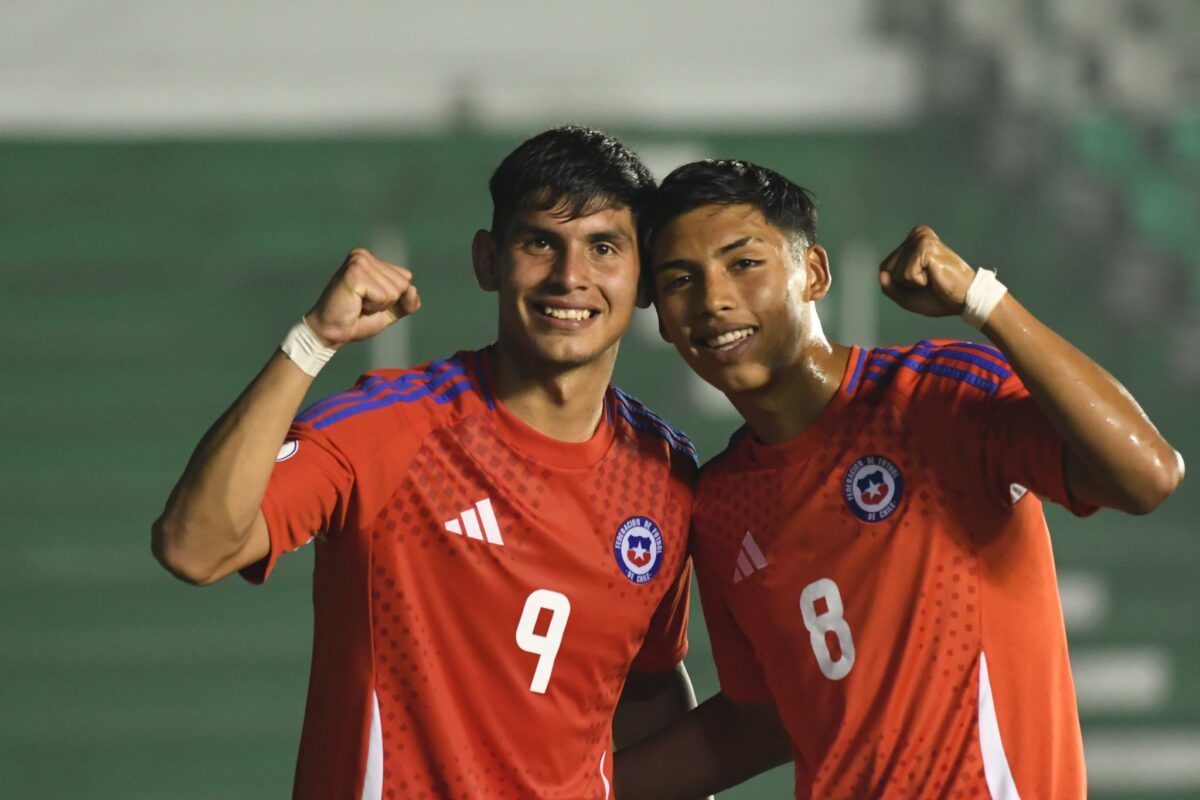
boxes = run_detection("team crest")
[843,455,904,522]
[613,516,664,584]
[276,440,299,462]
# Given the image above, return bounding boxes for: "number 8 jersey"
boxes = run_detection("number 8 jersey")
[243,348,696,799]
[692,340,1097,800]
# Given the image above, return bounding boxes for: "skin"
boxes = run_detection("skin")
[471,202,648,441]
[152,203,643,584]
[652,205,1183,510]
[152,196,699,778]
[152,247,421,586]
[614,203,1185,799]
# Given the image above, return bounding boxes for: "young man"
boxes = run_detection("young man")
[152,127,701,799]
[616,160,1184,799]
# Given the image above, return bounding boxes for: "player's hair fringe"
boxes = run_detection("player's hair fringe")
[639,159,819,255]
[488,125,657,238]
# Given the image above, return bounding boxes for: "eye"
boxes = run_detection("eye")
[733,258,761,269]
[594,242,615,256]
[661,273,692,291]
[524,237,552,252]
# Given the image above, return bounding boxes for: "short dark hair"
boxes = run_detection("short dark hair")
[640,159,818,253]
[488,125,656,239]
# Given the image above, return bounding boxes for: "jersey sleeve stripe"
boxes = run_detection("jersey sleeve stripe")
[870,344,1011,381]
[295,375,389,423]
[864,355,1001,394]
[301,357,474,430]
[304,363,465,424]
[296,360,461,423]
[312,377,473,429]
[612,387,699,465]
[845,347,868,395]
[914,340,1012,377]
[914,348,1012,379]
[920,338,1007,363]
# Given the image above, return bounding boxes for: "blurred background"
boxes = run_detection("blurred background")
[2,0,1197,797]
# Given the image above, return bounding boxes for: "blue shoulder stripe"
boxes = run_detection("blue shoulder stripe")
[612,387,698,466]
[299,357,475,430]
[296,375,389,423]
[864,347,1001,394]
[913,340,1011,379]
[920,339,1006,362]
[845,348,868,395]
[297,359,465,423]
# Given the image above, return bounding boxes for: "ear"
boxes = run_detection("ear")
[636,273,653,310]
[471,229,499,292]
[802,244,832,302]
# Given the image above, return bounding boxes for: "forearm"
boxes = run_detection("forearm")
[615,693,792,800]
[982,294,1183,512]
[614,663,699,750]
[152,350,314,583]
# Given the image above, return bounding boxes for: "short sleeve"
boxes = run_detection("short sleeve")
[631,558,692,672]
[695,565,772,703]
[239,422,354,584]
[962,379,1098,517]
[907,343,1098,518]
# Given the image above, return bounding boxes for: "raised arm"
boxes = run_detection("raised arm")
[879,226,1184,514]
[151,249,421,585]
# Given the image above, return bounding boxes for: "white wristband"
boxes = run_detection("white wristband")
[280,318,337,377]
[961,268,1007,330]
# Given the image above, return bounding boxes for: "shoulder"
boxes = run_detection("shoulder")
[860,339,1017,404]
[293,350,493,451]
[610,386,699,474]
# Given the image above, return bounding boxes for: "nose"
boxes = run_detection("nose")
[548,244,590,291]
[698,267,736,315]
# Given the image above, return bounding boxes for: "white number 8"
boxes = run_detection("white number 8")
[515,589,571,694]
[799,578,855,681]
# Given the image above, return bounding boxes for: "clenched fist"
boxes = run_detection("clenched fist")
[878,226,976,318]
[305,248,422,348]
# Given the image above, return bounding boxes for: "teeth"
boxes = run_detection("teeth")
[706,328,754,348]
[541,306,593,321]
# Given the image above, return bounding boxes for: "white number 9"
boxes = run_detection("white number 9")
[515,589,571,694]
[799,578,856,681]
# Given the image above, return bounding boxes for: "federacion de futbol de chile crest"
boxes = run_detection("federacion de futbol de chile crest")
[613,516,664,584]
[843,455,905,523]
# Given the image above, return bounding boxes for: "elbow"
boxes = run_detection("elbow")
[151,516,222,586]
[1124,449,1186,516]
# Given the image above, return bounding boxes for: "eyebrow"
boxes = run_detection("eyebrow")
[587,229,634,245]
[510,224,561,242]
[509,225,633,245]
[654,235,762,272]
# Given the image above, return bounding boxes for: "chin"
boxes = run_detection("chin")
[697,363,769,397]
[529,337,615,370]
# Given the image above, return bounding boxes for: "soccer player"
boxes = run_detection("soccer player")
[614,160,1185,799]
[151,127,702,799]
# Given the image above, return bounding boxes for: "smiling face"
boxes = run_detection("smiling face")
[650,203,830,395]
[473,201,642,375]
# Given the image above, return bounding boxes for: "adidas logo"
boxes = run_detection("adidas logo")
[731,531,768,584]
[444,498,504,546]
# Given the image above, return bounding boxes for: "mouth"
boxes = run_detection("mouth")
[537,303,598,321]
[696,326,757,351]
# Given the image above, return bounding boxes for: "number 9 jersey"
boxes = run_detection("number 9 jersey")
[692,340,1098,799]
[243,348,696,799]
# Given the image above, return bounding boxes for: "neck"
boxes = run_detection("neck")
[728,321,852,445]
[489,342,615,443]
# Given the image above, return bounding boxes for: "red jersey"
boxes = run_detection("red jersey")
[693,340,1097,799]
[243,348,696,799]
